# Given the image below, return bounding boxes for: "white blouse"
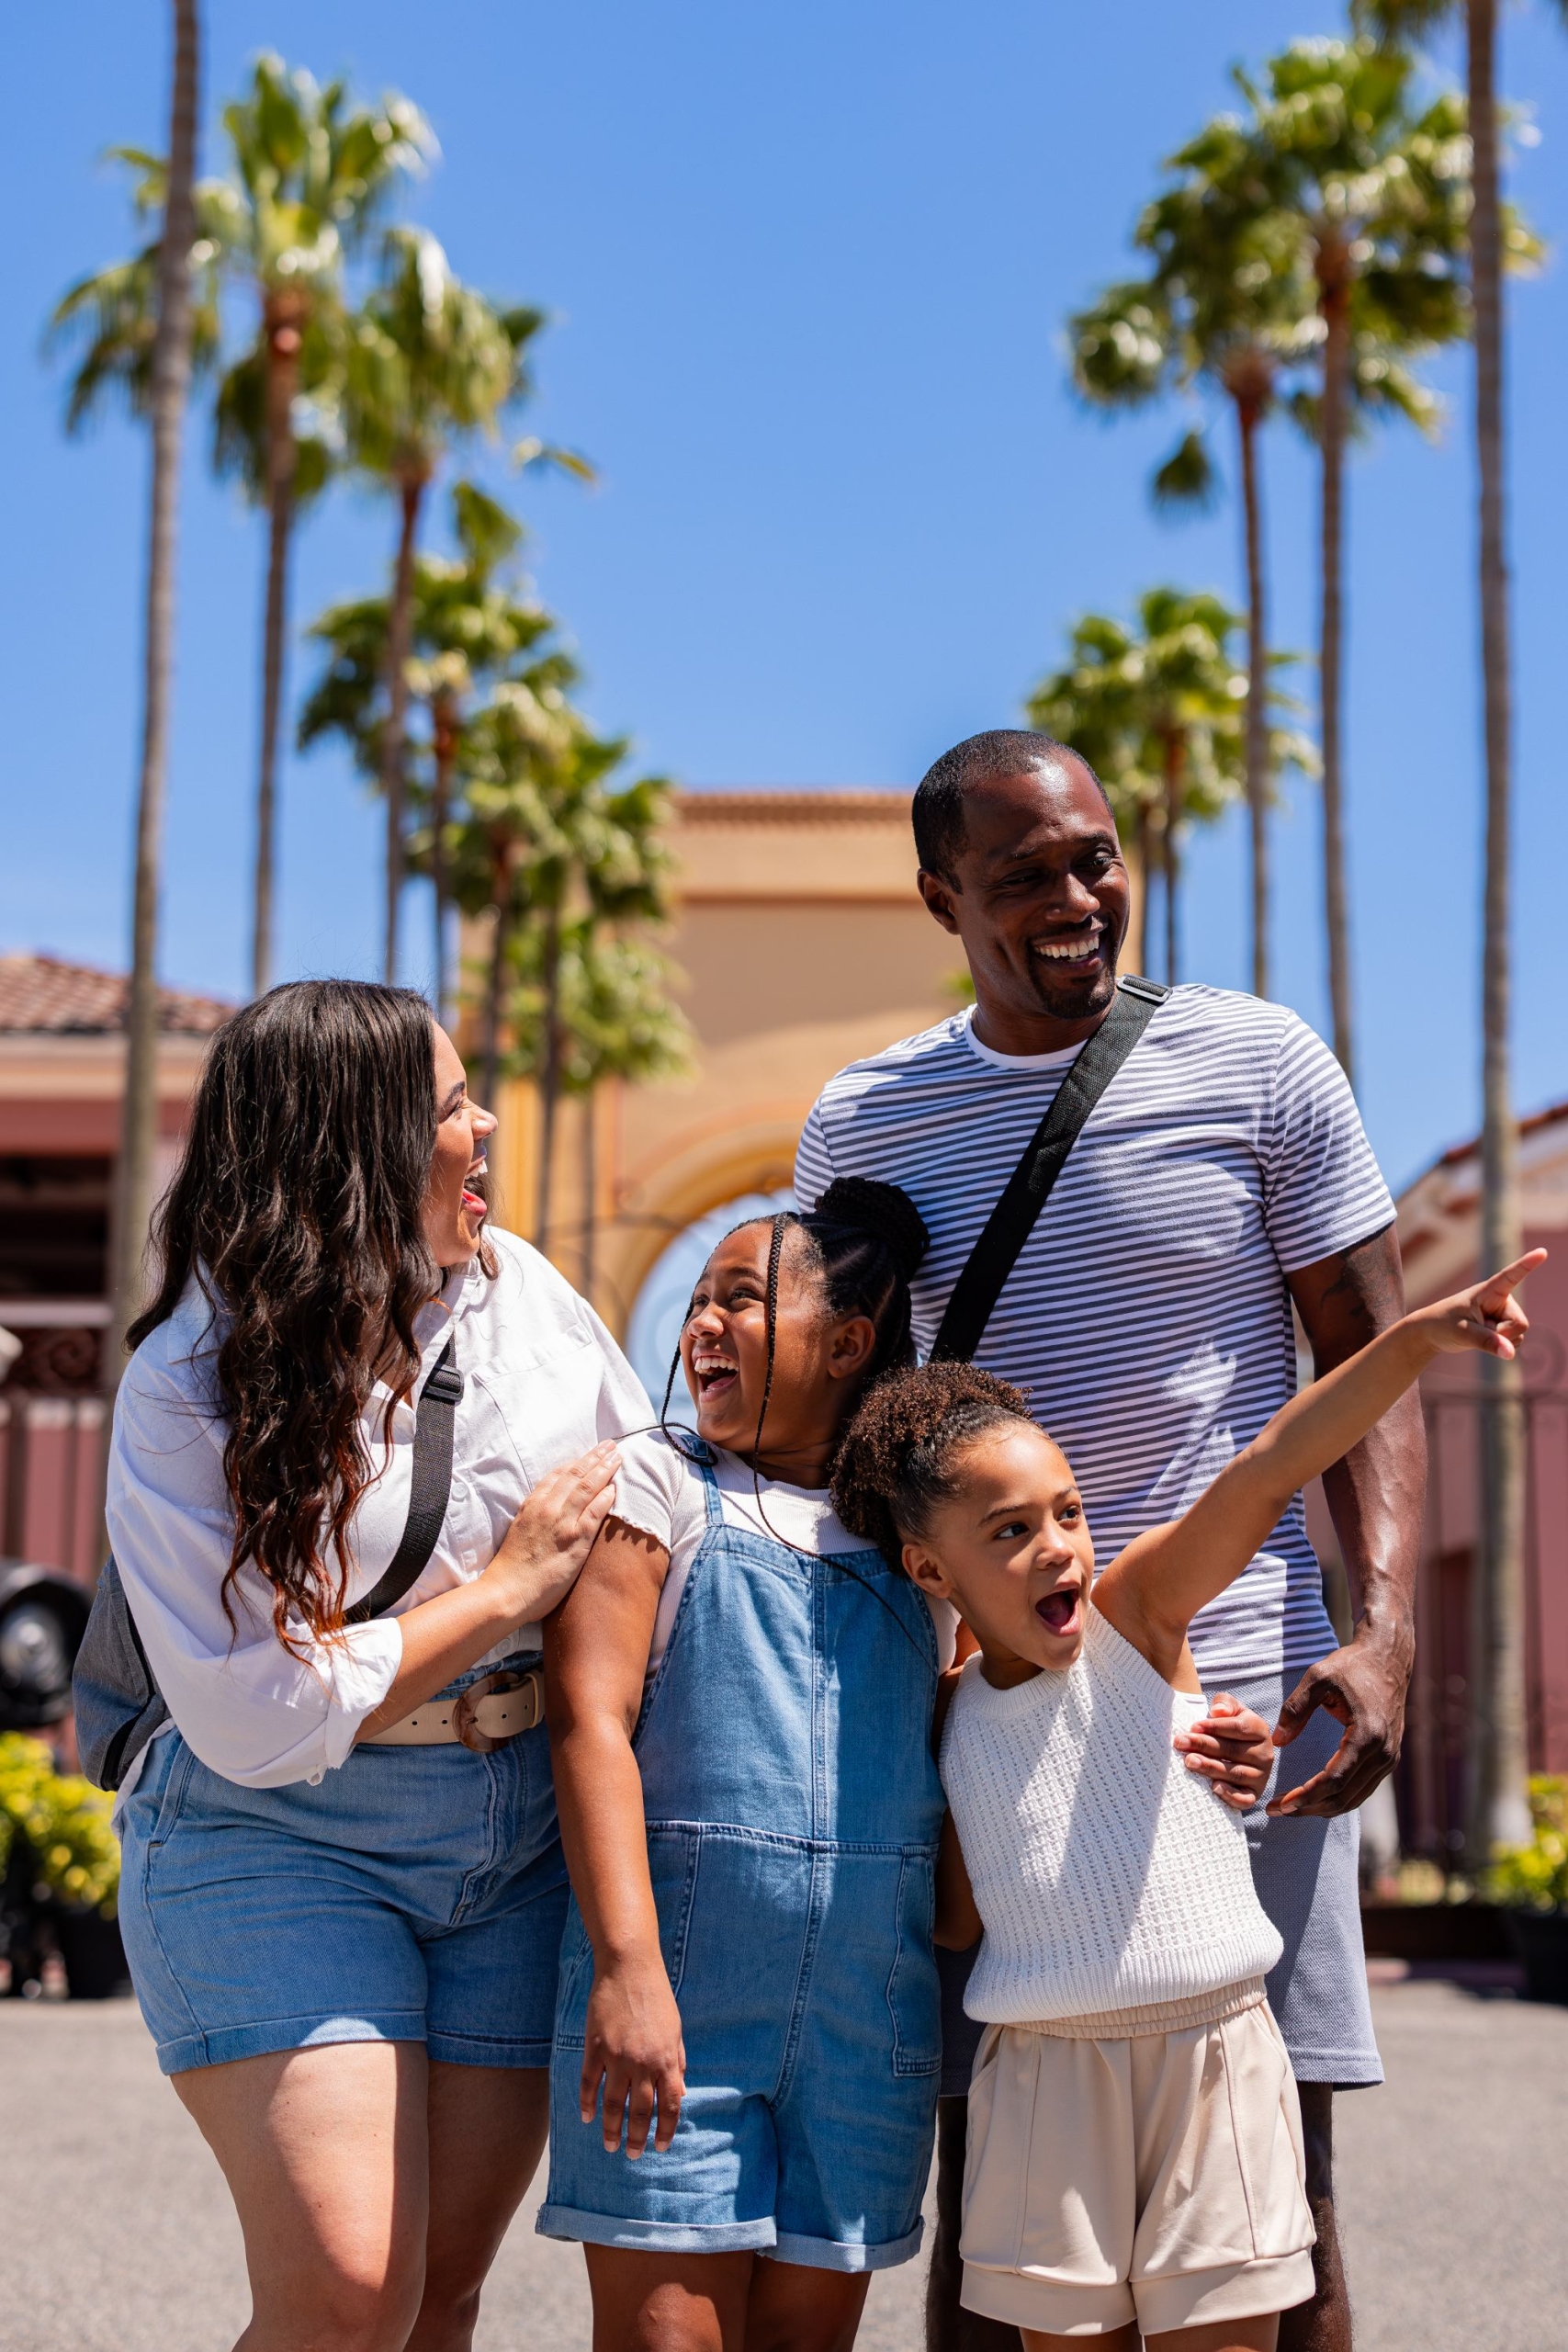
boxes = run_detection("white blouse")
[106,1227,650,1792]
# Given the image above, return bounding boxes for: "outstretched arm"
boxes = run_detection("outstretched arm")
[1271,1233,1425,1816]
[543,1517,684,2158]
[1096,1254,1545,1685]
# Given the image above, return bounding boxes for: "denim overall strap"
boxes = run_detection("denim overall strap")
[692,1445,726,1531]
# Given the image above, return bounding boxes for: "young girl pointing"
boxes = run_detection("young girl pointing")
[830,1250,1545,2351]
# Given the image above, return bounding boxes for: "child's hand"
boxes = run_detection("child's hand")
[1174,1693,1275,1813]
[1417,1250,1548,1361]
[581,1957,686,2159]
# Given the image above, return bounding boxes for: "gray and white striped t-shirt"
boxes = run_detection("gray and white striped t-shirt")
[795,984,1394,1680]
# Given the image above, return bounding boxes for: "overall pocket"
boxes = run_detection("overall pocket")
[886,1849,942,2078]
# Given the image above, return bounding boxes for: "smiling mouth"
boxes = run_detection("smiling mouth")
[693,1354,739,1401]
[1031,922,1104,968]
[1034,1587,1080,1636]
[461,1161,488,1218]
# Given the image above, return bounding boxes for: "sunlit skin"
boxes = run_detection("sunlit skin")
[678,1222,877,1485]
[917,755,1134,1053]
[423,1023,499,1272]
[901,1421,1111,1687]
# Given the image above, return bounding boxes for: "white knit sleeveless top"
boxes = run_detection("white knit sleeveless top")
[941,1604,1283,2026]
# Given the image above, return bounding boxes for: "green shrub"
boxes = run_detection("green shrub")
[0,1732,120,1917]
[1486,1775,1568,1913]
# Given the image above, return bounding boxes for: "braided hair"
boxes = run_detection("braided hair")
[658,1176,932,1454]
[830,1362,1033,1571]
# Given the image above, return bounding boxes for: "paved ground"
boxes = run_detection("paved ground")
[1,1974,1564,2350]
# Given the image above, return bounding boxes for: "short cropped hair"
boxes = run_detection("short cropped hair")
[912,729,1111,884]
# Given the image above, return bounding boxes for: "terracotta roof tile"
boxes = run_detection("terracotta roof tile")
[0,954,232,1037]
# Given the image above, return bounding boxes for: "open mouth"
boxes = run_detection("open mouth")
[461,1161,488,1219]
[1034,1587,1080,1637]
[692,1352,739,1403]
[1031,922,1104,970]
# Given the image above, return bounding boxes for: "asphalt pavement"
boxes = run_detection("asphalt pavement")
[0,1973,1563,2351]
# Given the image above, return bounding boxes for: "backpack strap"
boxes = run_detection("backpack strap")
[929,976,1170,1365]
[346,1335,464,1624]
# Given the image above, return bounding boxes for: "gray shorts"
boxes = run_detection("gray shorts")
[937,1668,1382,2097]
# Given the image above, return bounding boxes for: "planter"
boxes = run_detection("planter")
[52,1905,130,2000]
[1506,1909,1568,2006]
[1359,1901,1511,1964]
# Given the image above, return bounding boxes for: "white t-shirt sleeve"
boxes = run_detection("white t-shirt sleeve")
[793,1098,836,1210]
[106,1362,402,1790]
[1262,1013,1395,1273]
[607,1431,692,1555]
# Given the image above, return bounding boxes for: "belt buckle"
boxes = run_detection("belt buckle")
[451,1668,540,1753]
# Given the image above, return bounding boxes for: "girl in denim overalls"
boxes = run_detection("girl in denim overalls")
[538,1182,1273,2347]
[539,1181,951,2346]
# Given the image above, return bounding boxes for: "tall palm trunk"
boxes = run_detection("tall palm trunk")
[478,855,511,1109]
[251,294,303,1000]
[107,0,199,1385]
[535,907,563,1251]
[581,1089,597,1306]
[1235,382,1271,1001]
[1316,245,1356,1087]
[1161,730,1183,987]
[1468,0,1530,1855]
[430,686,459,1026]
[1125,802,1150,975]
[380,470,426,982]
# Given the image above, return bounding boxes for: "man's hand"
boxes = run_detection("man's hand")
[1175,1694,1278,1813]
[1268,1631,1412,1816]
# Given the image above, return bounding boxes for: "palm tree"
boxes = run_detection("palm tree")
[121,2,201,1364]
[1354,1,1555,1854]
[344,227,591,982]
[1028,590,1313,986]
[47,151,225,428]
[297,481,547,1020]
[210,59,430,996]
[525,922,691,1304]
[49,61,431,1002]
[1070,135,1315,1002]
[1245,38,1475,1090]
[48,11,202,1367]
[448,663,581,1111]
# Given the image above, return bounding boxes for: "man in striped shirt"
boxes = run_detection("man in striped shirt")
[795,731,1424,2352]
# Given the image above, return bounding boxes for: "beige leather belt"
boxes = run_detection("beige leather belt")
[364,1665,544,1754]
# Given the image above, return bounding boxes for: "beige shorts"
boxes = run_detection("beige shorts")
[960,1994,1316,2337]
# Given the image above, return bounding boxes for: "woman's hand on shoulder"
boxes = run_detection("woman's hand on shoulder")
[581,1955,686,2158]
[479,1442,621,1628]
[1173,1692,1275,1814]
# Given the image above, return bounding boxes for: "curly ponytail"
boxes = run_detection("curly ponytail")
[830,1363,1032,1570]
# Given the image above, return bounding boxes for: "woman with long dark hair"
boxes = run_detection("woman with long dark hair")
[107,979,647,2352]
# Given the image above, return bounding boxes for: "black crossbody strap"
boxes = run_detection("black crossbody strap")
[930,977,1169,1365]
[346,1335,464,1624]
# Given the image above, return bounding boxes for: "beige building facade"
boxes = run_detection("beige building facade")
[483,789,959,1345]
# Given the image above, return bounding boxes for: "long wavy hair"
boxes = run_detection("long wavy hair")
[129,980,478,1651]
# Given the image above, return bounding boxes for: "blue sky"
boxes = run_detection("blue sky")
[6,0,1566,1192]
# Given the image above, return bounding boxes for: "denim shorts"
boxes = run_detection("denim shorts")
[116,1657,569,2077]
[538,1828,941,2272]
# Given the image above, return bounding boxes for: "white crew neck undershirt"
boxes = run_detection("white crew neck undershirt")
[961,1007,1083,1074]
